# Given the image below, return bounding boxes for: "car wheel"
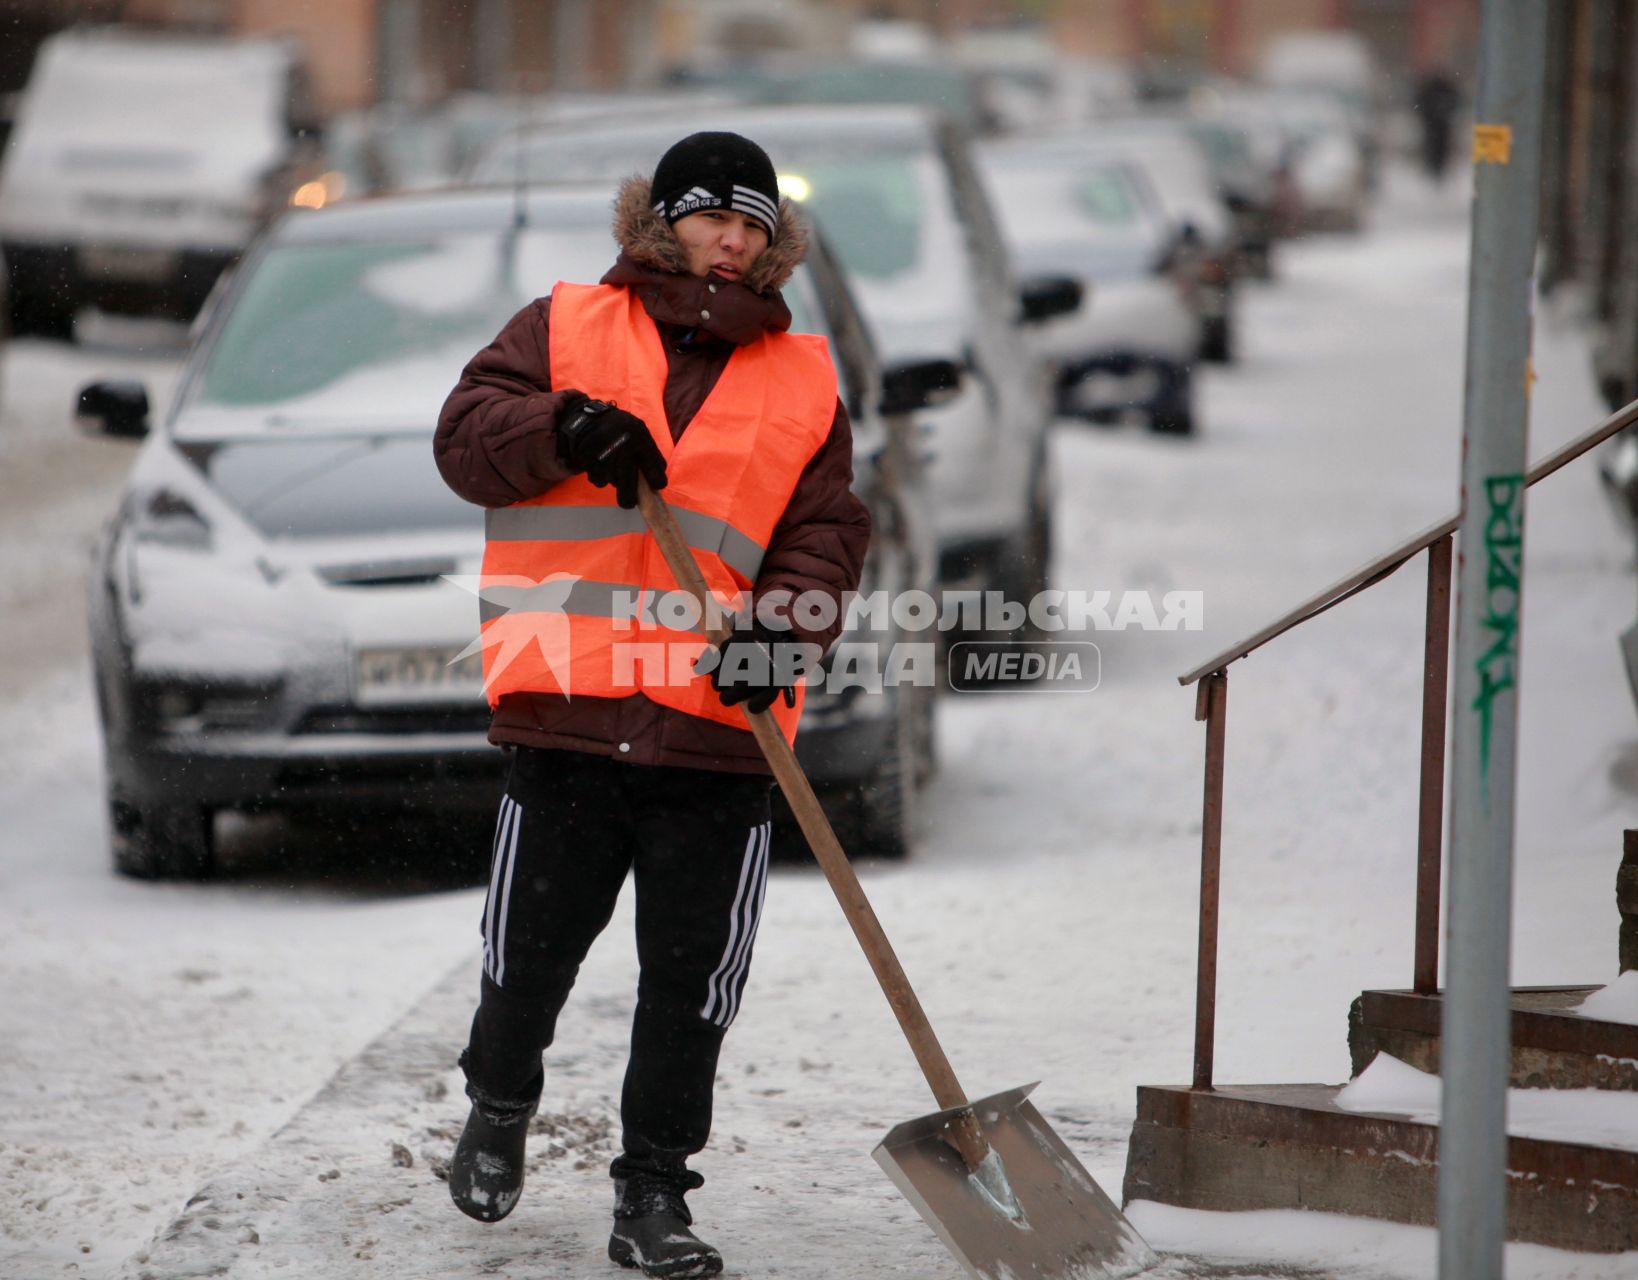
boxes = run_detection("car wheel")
[1150,403,1197,436]
[110,792,216,880]
[1199,312,1234,364]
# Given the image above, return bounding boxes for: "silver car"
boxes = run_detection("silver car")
[0,28,326,338]
[976,141,1200,434]
[466,104,1079,596]
[83,184,941,877]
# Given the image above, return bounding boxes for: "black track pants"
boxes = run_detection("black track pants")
[462,746,774,1161]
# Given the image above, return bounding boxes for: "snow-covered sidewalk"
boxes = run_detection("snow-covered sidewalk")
[6,164,1638,1280]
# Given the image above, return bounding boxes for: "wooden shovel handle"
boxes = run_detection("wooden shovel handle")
[636,480,990,1171]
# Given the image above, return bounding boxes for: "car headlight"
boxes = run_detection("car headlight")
[138,678,282,734]
[289,171,347,210]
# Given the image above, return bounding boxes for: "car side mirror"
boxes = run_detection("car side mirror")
[1018,275,1084,324]
[879,358,964,417]
[76,380,151,439]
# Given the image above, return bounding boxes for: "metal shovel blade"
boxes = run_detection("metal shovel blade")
[873,1083,1157,1280]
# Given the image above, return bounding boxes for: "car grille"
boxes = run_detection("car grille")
[294,706,493,736]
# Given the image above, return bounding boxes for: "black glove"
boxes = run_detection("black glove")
[554,395,667,509]
[694,628,801,715]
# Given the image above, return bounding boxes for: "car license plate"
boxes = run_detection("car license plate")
[77,245,179,282]
[355,645,485,704]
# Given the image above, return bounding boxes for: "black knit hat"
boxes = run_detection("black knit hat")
[650,131,780,238]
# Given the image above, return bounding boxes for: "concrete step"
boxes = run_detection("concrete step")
[1121,1082,1638,1253]
[1348,985,1638,1090]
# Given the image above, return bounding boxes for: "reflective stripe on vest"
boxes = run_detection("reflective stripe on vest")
[485,503,766,583]
[475,282,837,743]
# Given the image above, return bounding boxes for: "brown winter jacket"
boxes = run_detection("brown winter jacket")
[433,177,871,775]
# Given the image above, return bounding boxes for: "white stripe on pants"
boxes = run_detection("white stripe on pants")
[700,819,771,1029]
[483,796,523,986]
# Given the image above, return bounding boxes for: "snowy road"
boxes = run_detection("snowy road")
[4,168,1638,1279]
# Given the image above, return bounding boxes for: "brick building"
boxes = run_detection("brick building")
[1041,0,1477,81]
[0,0,667,116]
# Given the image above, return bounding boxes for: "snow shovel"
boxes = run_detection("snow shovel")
[637,479,1157,1280]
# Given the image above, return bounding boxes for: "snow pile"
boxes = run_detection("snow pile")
[1575,971,1638,1024]
[1127,1201,1638,1280]
[1336,1051,1441,1116]
[1339,1052,1638,1154]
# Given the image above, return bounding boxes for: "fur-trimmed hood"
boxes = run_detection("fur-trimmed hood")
[611,174,807,296]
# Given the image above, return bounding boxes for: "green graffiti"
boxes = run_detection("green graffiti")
[1472,473,1524,777]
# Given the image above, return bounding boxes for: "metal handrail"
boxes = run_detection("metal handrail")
[1178,394,1638,689]
[1184,392,1638,1092]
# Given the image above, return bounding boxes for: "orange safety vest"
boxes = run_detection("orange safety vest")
[476,282,838,745]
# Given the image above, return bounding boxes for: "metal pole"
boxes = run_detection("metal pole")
[1414,535,1453,995]
[1192,671,1227,1092]
[1439,4,1546,1277]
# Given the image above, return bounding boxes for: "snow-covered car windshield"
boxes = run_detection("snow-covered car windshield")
[979,156,1160,279]
[1089,134,1230,243]
[181,226,615,433]
[780,150,968,334]
[180,435,480,539]
[981,157,1144,236]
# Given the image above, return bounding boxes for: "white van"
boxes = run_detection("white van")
[0,27,324,338]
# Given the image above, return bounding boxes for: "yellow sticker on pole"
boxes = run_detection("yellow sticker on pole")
[1473,123,1513,165]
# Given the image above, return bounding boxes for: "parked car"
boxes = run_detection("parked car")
[1257,29,1384,192]
[1071,117,1241,363]
[466,104,1079,595]
[1263,88,1372,233]
[976,140,1198,434]
[0,27,326,339]
[82,184,943,877]
[1212,83,1371,235]
[1182,114,1281,280]
[1258,30,1379,116]
[1195,83,1305,236]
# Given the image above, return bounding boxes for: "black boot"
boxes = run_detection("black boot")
[608,1161,722,1278]
[448,1073,539,1223]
